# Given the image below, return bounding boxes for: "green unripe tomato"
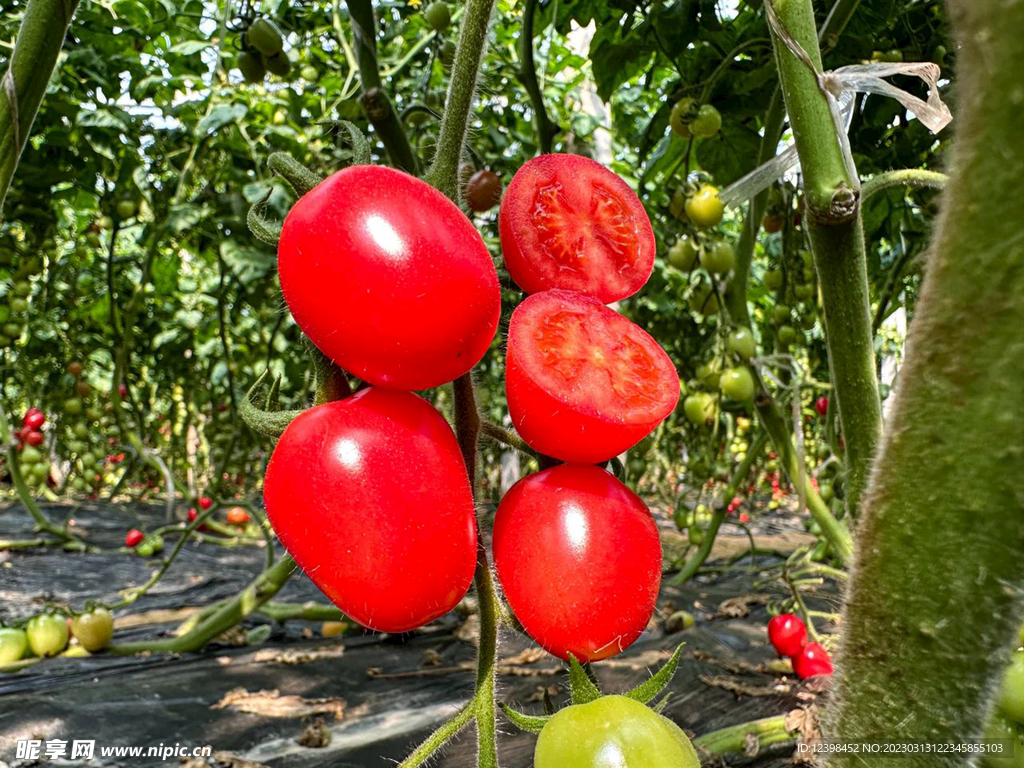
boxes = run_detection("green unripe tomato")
[0,627,28,664]
[669,97,696,138]
[10,297,28,313]
[720,367,755,401]
[777,325,798,346]
[71,608,114,652]
[0,305,9,323]
[97,216,114,231]
[300,65,319,81]
[116,200,136,219]
[81,451,97,466]
[0,334,11,347]
[668,188,688,221]
[424,1,451,31]
[690,104,722,137]
[696,360,721,390]
[668,236,699,271]
[20,445,43,465]
[2,322,20,338]
[535,695,700,768]
[818,481,834,502]
[12,280,31,297]
[727,327,756,360]
[794,283,813,301]
[688,284,720,316]
[981,713,1024,768]
[64,397,83,415]
[85,406,103,422]
[85,231,101,248]
[246,18,283,56]
[685,185,724,229]
[771,304,791,324]
[136,541,155,558]
[700,240,734,274]
[683,393,716,425]
[764,269,783,291]
[145,534,164,554]
[439,39,457,66]
[26,614,69,657]
[264,51,292,77]
[238,51,266,83]
[74,422,89,439]
[998,650,1024,723]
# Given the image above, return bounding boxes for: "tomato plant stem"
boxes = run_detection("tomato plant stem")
[693,714,797,755]
[0,0,81,215]
[768,0,882,520]
[860,169,947,203]
[824,0,1024,760]
[516,0,558,154]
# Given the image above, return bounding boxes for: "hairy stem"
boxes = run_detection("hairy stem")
[861,169,947,202]
[824,0,1024,762]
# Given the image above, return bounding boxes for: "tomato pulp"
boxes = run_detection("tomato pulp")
[263,388,478,632]
[499,154,655,303]
[506,290,679,463]
[492,464,662,661]
[278,165,500,390]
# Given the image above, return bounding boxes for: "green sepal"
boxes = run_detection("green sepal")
[567,654,602,704]
[498,702,550,734]
[340,120,372,166]
[267,152,322,196]
[304,336,351,404]
[247,188,281,246]
[239,370,302,437]
[624,644,685,704]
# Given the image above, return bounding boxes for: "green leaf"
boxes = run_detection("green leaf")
[695,121,762,186]
[567,655,602,704]
[220,240,275,284]
[624,644,685,704]
[195,104,248,138]
[77,109,128,130]
[169,40,211,55]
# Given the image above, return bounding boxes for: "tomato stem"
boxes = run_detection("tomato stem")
[516,0,559,154]
[693,714,797,756]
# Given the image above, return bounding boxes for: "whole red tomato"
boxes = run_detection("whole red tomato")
[768,613,808,657]
[793,642,834,679]
[22,408,45,429]
[226,507,250,526]
[278,165,500,390]
[465,169,502,213]
[24,430,44,447]
[499,154,655,303]
[198,496,213,510]
[506,290,679,463]
[124,529,144,548]
[492,464,662,662]
[263,388,478,632]
[815,396,829,416]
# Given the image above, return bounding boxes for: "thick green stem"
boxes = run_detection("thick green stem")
[694,715,797,756]
[424,0,496,199]
[345,0,418,173]
[0,0,81,215]
[824,0,1024,763]
[672,431,767,585]
[768,0,881,519]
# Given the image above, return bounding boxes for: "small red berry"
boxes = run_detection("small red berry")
[198,496,213,510]
[25,430,44,447]
[793,642,834,679]
[815,396,829,416]
[22,408,45,429]
[124,529,144,548]
[739,512,751,523]
[118,383,128,398]
[226,507,250,526]
[187,508,198,522]
[768,613,808,657]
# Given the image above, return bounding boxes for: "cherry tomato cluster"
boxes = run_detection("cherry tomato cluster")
[0,607,114,665]
[236,18,291,84]
[15,407,46,448]
[767,613,833,679]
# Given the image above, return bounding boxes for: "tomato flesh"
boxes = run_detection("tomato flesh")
[535,695,700,768]
[499,154,655,303]
[492,464,662,661]
[279,165,500,390]
[263,388,478,633]
[506,290,679,463]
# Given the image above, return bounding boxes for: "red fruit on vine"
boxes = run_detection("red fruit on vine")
[198,496,213,510]
[492,464,662,662]
[793,642,834,679]
[278,165,500,390]
[465,169,502,213]
[263,388,478,632]
[24,430,44,447]
[815,396,829,416]
[22,408,45,429]
[118,384,128,398]
[226,507,250,526]
[124,529,144,548]
[187,508,198,522]
[768,613,808,657]
[505,290,679,463]
[499,154,655,303]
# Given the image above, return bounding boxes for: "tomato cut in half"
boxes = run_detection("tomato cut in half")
[278,165,501,390]
[506,290,679,463]
[263,388,478,633]
[492,464,662,662]
[499,154,655,303]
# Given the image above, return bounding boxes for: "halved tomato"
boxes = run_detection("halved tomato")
[499,154,655,304]
[506,290,679,463]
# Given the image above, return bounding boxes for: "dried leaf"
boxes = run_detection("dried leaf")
[212,688,345,720]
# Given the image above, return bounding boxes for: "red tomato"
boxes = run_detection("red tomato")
[263,388,478,632]
[815,396,829,416]
[493,464,661,661]
[278,166,501,390]
[124,529,144,548]
[768,613,808,657]
[22,408,45,429]
[198,496,213,510]
[499,154,655,303]
[187,508,198,522]
[793,642,834,679]
[506,290,679,463]
[118,383,128,398]
[24,430,44,447]
[226,507,250,525]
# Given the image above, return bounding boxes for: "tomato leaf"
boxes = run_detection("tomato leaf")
[498,702,550,734]
[624,643,685,704]
[567,654,602,704]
